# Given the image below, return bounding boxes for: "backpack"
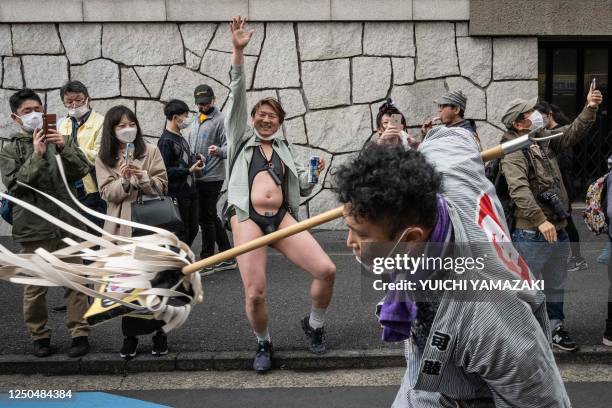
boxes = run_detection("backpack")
[583,173,609,235]
[485,158,517,233]
[0,192,12,225]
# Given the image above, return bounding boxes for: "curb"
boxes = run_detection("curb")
[0,347,610,376]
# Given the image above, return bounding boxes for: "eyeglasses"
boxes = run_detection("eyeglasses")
[64,97,87,108]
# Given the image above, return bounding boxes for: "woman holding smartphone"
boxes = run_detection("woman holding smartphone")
[95,105,169,359]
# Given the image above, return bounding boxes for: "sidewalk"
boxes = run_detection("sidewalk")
[1,208,611,374]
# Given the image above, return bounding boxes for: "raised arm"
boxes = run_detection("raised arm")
[225,16,255,156]
[550,84,602,152]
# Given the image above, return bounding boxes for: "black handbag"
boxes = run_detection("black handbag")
[131,187,184,236]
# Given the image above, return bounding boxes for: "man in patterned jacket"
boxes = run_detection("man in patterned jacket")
[335,130,570,407]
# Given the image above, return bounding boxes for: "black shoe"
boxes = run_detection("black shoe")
[552,325,578,351]
[301,316,326,354]
[68,336,90,358]
[120,336,138,359]
[32,338,54,358]
[215,259,237,272]
[51,305,67,312]
[604,333,612,347]
[567,256,588,272]
[253,340,272,374]
[152,332,168,356]
[199,265,216,277]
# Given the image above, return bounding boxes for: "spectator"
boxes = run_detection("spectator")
[188,84,236,274]
[535,101,587,272]
[158,99,203,246]
[0,89,91,358]
[225,17,336,373]
[500,87,602,352]
[374,98,419,149]
[95,105,169,359]
[58,81,106,226]
[421,90,479,146]
[605,154,612,347]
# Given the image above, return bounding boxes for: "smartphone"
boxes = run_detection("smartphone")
[591,77,597,90]
[389,113,402,128]
[42,113,56,135]
[125,142,135,164]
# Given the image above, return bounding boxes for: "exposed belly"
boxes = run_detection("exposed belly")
[250,171,284,214]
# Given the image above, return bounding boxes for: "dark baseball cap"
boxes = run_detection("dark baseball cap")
[194,84,215,104]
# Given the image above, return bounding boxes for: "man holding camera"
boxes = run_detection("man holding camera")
[500,86,602,351]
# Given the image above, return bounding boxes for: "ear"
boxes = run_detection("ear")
[403,227,427,243]
[10,113,22,126]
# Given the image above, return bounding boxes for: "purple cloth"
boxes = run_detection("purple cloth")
[379,194,452,342]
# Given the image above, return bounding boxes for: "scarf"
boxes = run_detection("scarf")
[378,194,453,342]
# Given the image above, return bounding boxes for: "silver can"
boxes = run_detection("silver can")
[308,156,320,184]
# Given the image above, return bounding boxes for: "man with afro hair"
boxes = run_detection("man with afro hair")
[334,127,570,407]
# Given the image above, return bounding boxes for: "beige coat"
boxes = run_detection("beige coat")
[95,143,168,237]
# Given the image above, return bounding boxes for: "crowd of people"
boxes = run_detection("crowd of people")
[0,15,610,406]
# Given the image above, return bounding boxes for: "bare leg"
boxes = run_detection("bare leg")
[231,215,269,333]
[271,213,336,310]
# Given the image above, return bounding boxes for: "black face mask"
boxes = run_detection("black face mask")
[199,106,215,115]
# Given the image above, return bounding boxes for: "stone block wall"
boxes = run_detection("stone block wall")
[0,20,538,232]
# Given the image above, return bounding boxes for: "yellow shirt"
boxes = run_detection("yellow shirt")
[58,110,104,194]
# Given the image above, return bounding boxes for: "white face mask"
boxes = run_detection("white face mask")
[115,127,137,143]
[18,111,43,133]
[68,103,89,119]
[254,129,278,141]
[528,110,544,131]
[354,228,412,274]
[177,114,194,130]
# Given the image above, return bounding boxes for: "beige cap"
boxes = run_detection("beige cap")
[501,97,538,128]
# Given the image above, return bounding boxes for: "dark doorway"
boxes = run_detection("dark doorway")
[538,42,611,201]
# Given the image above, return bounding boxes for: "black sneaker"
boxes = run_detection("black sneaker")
[604,333,612,347]
[68,336,90,358]
[253,340,272,374]
[51,305,67,312]
[301,316,326,354]
[199,265,216,276]
[567,256,588,272]
[32,338,54,358]
[152,332,168,356]
[552,325,578,351]
[120,336,138,359]
[215,259,237,272]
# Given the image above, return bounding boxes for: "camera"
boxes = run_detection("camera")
[538,189,569,221]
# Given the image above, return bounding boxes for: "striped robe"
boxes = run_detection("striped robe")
[391,127,571,407]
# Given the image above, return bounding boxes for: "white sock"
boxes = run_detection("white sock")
[309,307,326,329]
[255,328,271,343]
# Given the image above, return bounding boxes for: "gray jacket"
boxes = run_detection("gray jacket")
[391,127,570,407]
[187,107,227,182]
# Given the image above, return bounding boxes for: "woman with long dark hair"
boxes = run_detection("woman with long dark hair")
[95,105,169,359]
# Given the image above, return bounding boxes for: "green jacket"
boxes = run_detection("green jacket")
[224,64,314,222]
[500,105,597,231]
[0,132,91,242]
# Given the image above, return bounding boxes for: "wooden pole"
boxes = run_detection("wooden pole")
[182,143,508,275]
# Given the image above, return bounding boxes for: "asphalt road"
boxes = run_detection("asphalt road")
[1,365,610,408]
[114,383,612,408]
[0,207,610,356]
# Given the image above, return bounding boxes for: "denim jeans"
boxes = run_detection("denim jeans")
[512,228,569,326]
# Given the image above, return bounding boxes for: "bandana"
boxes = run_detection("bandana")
[378,194,453,342]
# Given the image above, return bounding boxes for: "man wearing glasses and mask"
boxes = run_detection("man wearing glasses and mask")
[58,81,106,226]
